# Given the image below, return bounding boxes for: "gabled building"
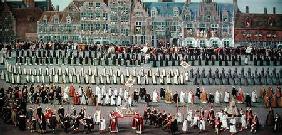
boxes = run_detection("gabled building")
[0,0,53,43]
[234,0,282,47]
[38,0,234,47]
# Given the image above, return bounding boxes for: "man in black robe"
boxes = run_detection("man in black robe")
[245,93,251,107]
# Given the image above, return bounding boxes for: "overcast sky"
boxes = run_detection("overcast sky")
[4,0,282,14]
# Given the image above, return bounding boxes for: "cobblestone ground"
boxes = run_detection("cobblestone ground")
[0,80,282,135]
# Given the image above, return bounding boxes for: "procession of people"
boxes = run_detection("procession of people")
[0,83,282,134]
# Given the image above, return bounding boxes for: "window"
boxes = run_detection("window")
[212,40,218,47]
[223,40,230,47]
[151,7,157,17]
[141,36,145,44]
[173,7,179,17]
[54,15,59,24]
[103,13,108,20]
[200,40,205,47]
[187,40,193,46]
[66,15,71,24]
[89,2,93,7]
[96,12,100,18]
[96,3,100,8]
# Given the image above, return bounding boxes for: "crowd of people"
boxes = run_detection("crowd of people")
[0,83,282,134]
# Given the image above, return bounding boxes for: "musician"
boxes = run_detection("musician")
[63,115,71,133]
[145,93,151,106]
[251,114,259,133]
[109,113,118,133]
[49,114,57,133]
[214,117,222,135]
[136,115,144,134]
[84,115,93,134]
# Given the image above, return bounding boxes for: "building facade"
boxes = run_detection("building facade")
[0,0,53,43]
[38,0,234,47]
[234,0,282,47]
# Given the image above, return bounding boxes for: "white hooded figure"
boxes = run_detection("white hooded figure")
[160,75,164,84]
[166,75,171,84]
[101,86,106,96]
[186,109,193,122]
[152,89,158,103]
[179,91,186,104]
[94,110,101,124]
[137,75,141,84]
[97,93,102,104]
[229,117,237,133]
[241,113,247,129]
[199,119,206,131]
[191,114,199,127]
[187,91,193,104]
[11,73,15,84]
[244,56,248,65]
[251,90,257,103]
[215,90,221,103]
[128,95,132,107]
[63,86,69,100]
[76,74,81,84]
[31,74,35,83]
[182,119,188,132]
[41,74,45,83]
[104,93,110,105]
[152,74,157,84]
[126,68,130,77]
[174,75,178,85]
[16,74,20,84]
[113,74,117,84]
[144,75,148,85]
[221,113,228,129]
[100,118,106,131]
[36,75,40,83]
[119,88,123,98]
[184,72,189,82]
[53,73,58,83]
[106,75,110,84]
[90,74,95,84]
[78,87,82,97]
[0,70,4,80]
[81,93,87,105]
[177,112,183,123]
[179,74,184,84]
[224,91,230,103]
[111,96,116,106]
[121,74,124,84]
[117,95,122,106]
[85,74,89,84]
[100,75,104,84]
[69,73,73,83]
[114,88,118,97]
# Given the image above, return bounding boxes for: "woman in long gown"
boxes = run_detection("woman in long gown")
[237,88,245,103]
[229,115,237,135]
[152,89,158,103]
[200,88,208,103]
[179,91,185,105]
[187,90,194,104]
[224,91,230,103]
[215,90,221,103]
[182,119,188,133]
[251,90,258,103]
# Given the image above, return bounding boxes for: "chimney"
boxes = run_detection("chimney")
[264,7,267,14]
[273,7,276,14]
[246,6,249,13]
[56,5,59,11]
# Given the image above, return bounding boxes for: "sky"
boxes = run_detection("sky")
[5,0,282,14]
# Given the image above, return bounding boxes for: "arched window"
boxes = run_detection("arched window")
[151,7,157,17]
[66,15,71,24]
[173,7,179,17]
